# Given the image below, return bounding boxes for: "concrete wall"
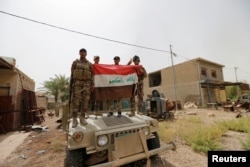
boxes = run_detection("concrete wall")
[144,58,224,106]
[198,61,224,81]
[36,96,48,109]
[0,68,35,130]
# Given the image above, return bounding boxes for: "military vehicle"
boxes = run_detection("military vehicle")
[64,109,175,167]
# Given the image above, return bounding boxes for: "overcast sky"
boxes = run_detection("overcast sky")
[0,0,250,90]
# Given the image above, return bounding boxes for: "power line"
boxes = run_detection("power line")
[0,10,170,53]
[224,68,250,76]
[238,69,250,75]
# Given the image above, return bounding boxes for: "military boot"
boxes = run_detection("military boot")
[107,112,113,117]
[137,107,143,115]
[72,116,78,128]
[118,111,122,117]
[80,114,88,125]
[128,111,135,117]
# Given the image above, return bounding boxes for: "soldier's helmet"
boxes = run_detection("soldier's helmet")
[133,55,140,62]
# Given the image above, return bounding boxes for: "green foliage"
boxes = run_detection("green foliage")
[40,74,69,102]
[217,117,250,133]
[181,125,226,153]
[158,122,176,142]
[217,117,250,151]
[159,116,227,153]
[242,133,250,150]
[225,86,238,100]
[186,116,202,124]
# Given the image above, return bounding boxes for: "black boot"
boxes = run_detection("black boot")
[107,112,113,117]
[118,112,122,117]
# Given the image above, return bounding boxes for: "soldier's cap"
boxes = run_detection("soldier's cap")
[94,56,100,60]
[113,56,120,60]
[133,55,140,61]
[79,48,87,53]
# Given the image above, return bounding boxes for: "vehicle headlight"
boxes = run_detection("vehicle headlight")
[97,135,108,147]
[142,127,150,136]
[73,132,84,143]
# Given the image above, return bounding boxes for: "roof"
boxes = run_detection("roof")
[148,57,225,74]
[192,57,225,67]
[0,57,15,69]
[200,79,249,87]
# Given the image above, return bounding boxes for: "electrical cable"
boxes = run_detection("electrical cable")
[0,10,170,53]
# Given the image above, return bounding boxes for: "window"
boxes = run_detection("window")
[149,71,161,87]
[201,68,207,76]
[211,70,217,78]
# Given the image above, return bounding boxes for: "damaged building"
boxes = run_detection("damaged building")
[144,57,249,107]
[0,56,41,132]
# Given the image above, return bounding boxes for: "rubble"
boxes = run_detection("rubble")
[186,111,197,115]
[31,125,48,132]
[20,154,27,159]
[183,102,198,109]
[37,150,46,155]
[223,101,250,112]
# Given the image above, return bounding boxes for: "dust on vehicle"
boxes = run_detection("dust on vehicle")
[64,108,175,167]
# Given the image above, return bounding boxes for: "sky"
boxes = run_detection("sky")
[0,0,250,90]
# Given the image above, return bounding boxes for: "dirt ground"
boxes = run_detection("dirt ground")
[159,108,249,167]
[0,108,249,167]
[0,114,66,167]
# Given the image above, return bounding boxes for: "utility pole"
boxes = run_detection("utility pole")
[170,45,178,111]
[234,67,238,82]
[234,67,241,98]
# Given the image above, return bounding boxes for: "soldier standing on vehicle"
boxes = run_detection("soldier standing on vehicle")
[128,55,147,116]
[70,48,94,128]
[108,56,122,117]
[91,56,102,117]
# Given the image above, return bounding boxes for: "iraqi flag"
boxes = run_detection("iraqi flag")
[93,64,141,100]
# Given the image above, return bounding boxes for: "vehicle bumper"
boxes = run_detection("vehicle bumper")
[89,142,176,167]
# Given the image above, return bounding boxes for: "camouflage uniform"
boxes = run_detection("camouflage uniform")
[108,56,122,117]
[108,99,122,116]
[130,67,147,114]
[129,55,147,116]
[91,56,102,117]
[70,58,93,126]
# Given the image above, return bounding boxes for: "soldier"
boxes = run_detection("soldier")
[70,48,94,128]
[128,55,147,116]
[94,55,100,64]
[92,56,102,117]
[108,56,122,117]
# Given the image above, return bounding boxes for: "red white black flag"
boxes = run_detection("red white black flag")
[93,64,141,100]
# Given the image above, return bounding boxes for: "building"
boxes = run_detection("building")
[0,56,35,132]
[144,57,248,107]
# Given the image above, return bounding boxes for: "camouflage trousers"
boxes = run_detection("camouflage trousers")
[130,82,144,112]
[71,80,91,117]
[109,99,122,112]
[90,91,101,112]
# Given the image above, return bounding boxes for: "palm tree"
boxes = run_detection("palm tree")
[41,74,69,102]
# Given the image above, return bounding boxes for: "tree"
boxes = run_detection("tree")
[41,74,69,102]
[225,86,237,100]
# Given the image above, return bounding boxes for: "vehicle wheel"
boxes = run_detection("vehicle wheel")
[147,132,160,150]
[65,148,87,167]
